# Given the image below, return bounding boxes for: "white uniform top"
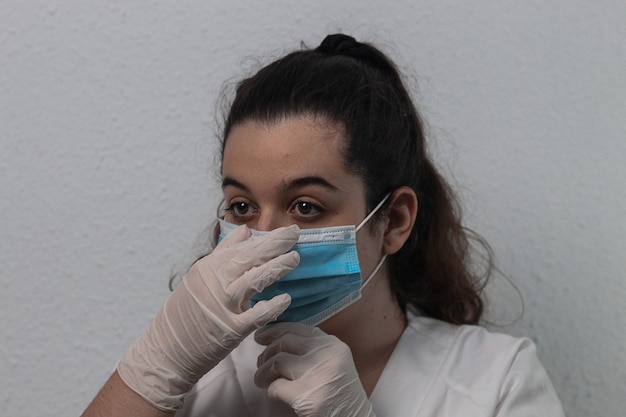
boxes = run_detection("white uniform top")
[176,312,565,417]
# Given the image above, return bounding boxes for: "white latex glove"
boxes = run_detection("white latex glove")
[254,323,376,417]
[117,224,300,411]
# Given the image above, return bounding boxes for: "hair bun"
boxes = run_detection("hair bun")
[317,34,360,54]
[316,33,393,76]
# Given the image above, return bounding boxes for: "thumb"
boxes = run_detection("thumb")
[238,293,292,330]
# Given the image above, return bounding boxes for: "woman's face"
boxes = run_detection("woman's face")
[222,115,369,230]
[221,114,385,297]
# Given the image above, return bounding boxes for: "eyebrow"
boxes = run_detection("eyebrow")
[222,177,250,192]
[283,176,339,192]
[222,175,338,192]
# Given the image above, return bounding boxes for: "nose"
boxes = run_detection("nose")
[254,210,291,232]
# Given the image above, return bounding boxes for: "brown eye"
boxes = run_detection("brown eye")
[232,202,251,216]
[294,201,321,217]
[224,200,256,222]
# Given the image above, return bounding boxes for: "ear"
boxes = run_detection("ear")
[382,186,418,255]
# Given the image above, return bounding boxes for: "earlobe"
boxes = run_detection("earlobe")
[382,186,418,255]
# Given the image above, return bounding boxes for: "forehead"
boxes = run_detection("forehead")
[222,116,353,183]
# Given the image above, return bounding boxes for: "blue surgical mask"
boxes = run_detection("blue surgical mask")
[218,194,390,326]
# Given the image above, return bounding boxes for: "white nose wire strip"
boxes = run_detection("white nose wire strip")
[355,192,392,233]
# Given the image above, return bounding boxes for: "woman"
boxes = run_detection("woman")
[82,34,564,416]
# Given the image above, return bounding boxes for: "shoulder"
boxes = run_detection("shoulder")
[371,312,564,416]
[406,314,535,382]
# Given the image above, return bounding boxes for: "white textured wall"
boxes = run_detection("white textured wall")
[1,1,624,416]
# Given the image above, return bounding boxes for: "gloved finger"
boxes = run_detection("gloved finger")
[220,225,300,279]
[254,350,312,388]
[256,332,324,367]
[255,322,325,345]
[265,378,303,407]
[215,223,251,249]
[226,251,300,310]
[236,293,292,331]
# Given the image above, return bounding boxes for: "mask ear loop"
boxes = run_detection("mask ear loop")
[355,192,392,289]
[355,192,392,232]
[361,253,387,289]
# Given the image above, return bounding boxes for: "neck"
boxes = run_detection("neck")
[319,273,406,396]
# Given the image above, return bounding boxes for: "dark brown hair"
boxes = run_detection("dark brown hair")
[209,34,493,325]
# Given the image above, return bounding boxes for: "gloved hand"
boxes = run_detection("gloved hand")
[254,323,376,417]
[117,224,300,411]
